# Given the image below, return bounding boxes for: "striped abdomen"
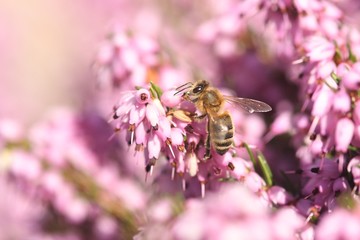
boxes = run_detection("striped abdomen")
[209,112,234,155]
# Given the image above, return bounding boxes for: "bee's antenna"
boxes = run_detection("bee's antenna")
[174,86,191,96]
[175,82,192,90]
[174,82,193,96]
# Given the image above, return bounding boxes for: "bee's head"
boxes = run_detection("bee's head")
[174,80,209,101]
[183,80,209,101]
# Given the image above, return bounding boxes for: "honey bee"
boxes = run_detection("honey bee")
[175,80,272,159]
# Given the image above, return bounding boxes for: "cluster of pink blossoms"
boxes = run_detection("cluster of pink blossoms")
[2,109,146,239]
[4,0,360,238]
[109,81,271,199]
[98,0,360,238]
[95,30,187,91]
[197,0,360,219]
[136,184,313,240]
[261,0,360,214]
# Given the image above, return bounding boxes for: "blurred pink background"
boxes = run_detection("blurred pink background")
[0,0,139,123]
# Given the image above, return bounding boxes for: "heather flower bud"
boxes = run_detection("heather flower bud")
[161,90,182,108]
[229,158,251,179]
[170,128,184,146]
[135,89,151,105]
[269,111,292,136]
[146,103,160,128]
[342,70,360,90]
[268,186,294,205]
[176,152,185,174]
[347,157,360,185]
[316,209,360,240]
[333,89,351,114]
[310,135,323,155]
[135,121,147,146]
[129,106,146,125]
[304,36,335,62]
[312,85,334,117]
[335,118,355,153]
[157,116,172,140]
[243,172,266,193]
[353,101,360,124]
[317,61,336,79]
[148,134,161,160]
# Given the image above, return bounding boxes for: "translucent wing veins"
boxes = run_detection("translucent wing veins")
[223,95,272,113]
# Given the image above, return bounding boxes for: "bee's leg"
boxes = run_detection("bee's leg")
[204,120,212,160]
[192,113,207,122]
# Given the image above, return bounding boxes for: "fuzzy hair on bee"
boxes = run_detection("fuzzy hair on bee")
[176,80,272,159]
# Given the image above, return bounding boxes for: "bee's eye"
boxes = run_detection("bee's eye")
[193,86,203,94]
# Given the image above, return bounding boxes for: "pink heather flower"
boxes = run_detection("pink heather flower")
[316,209,360,240]
[303,36,335,62]
[95,30,161,90]
[111,87,186,175]
[266,105,293,141]
[333,89,351,114]
[4,108,147,238]
[353,100,360,124]
[268,186,294,206]
[335,118,355,153]
[110,80,273,199]
[166,184,310,240]
[347,157,360,187]
[342,62,360,90]
[311,85,334,118]
[160,90,182,108]
[300,159,350,212]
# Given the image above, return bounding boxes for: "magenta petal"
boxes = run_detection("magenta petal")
[335,118,355,152]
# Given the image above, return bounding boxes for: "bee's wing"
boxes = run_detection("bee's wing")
[223,95,272,113]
